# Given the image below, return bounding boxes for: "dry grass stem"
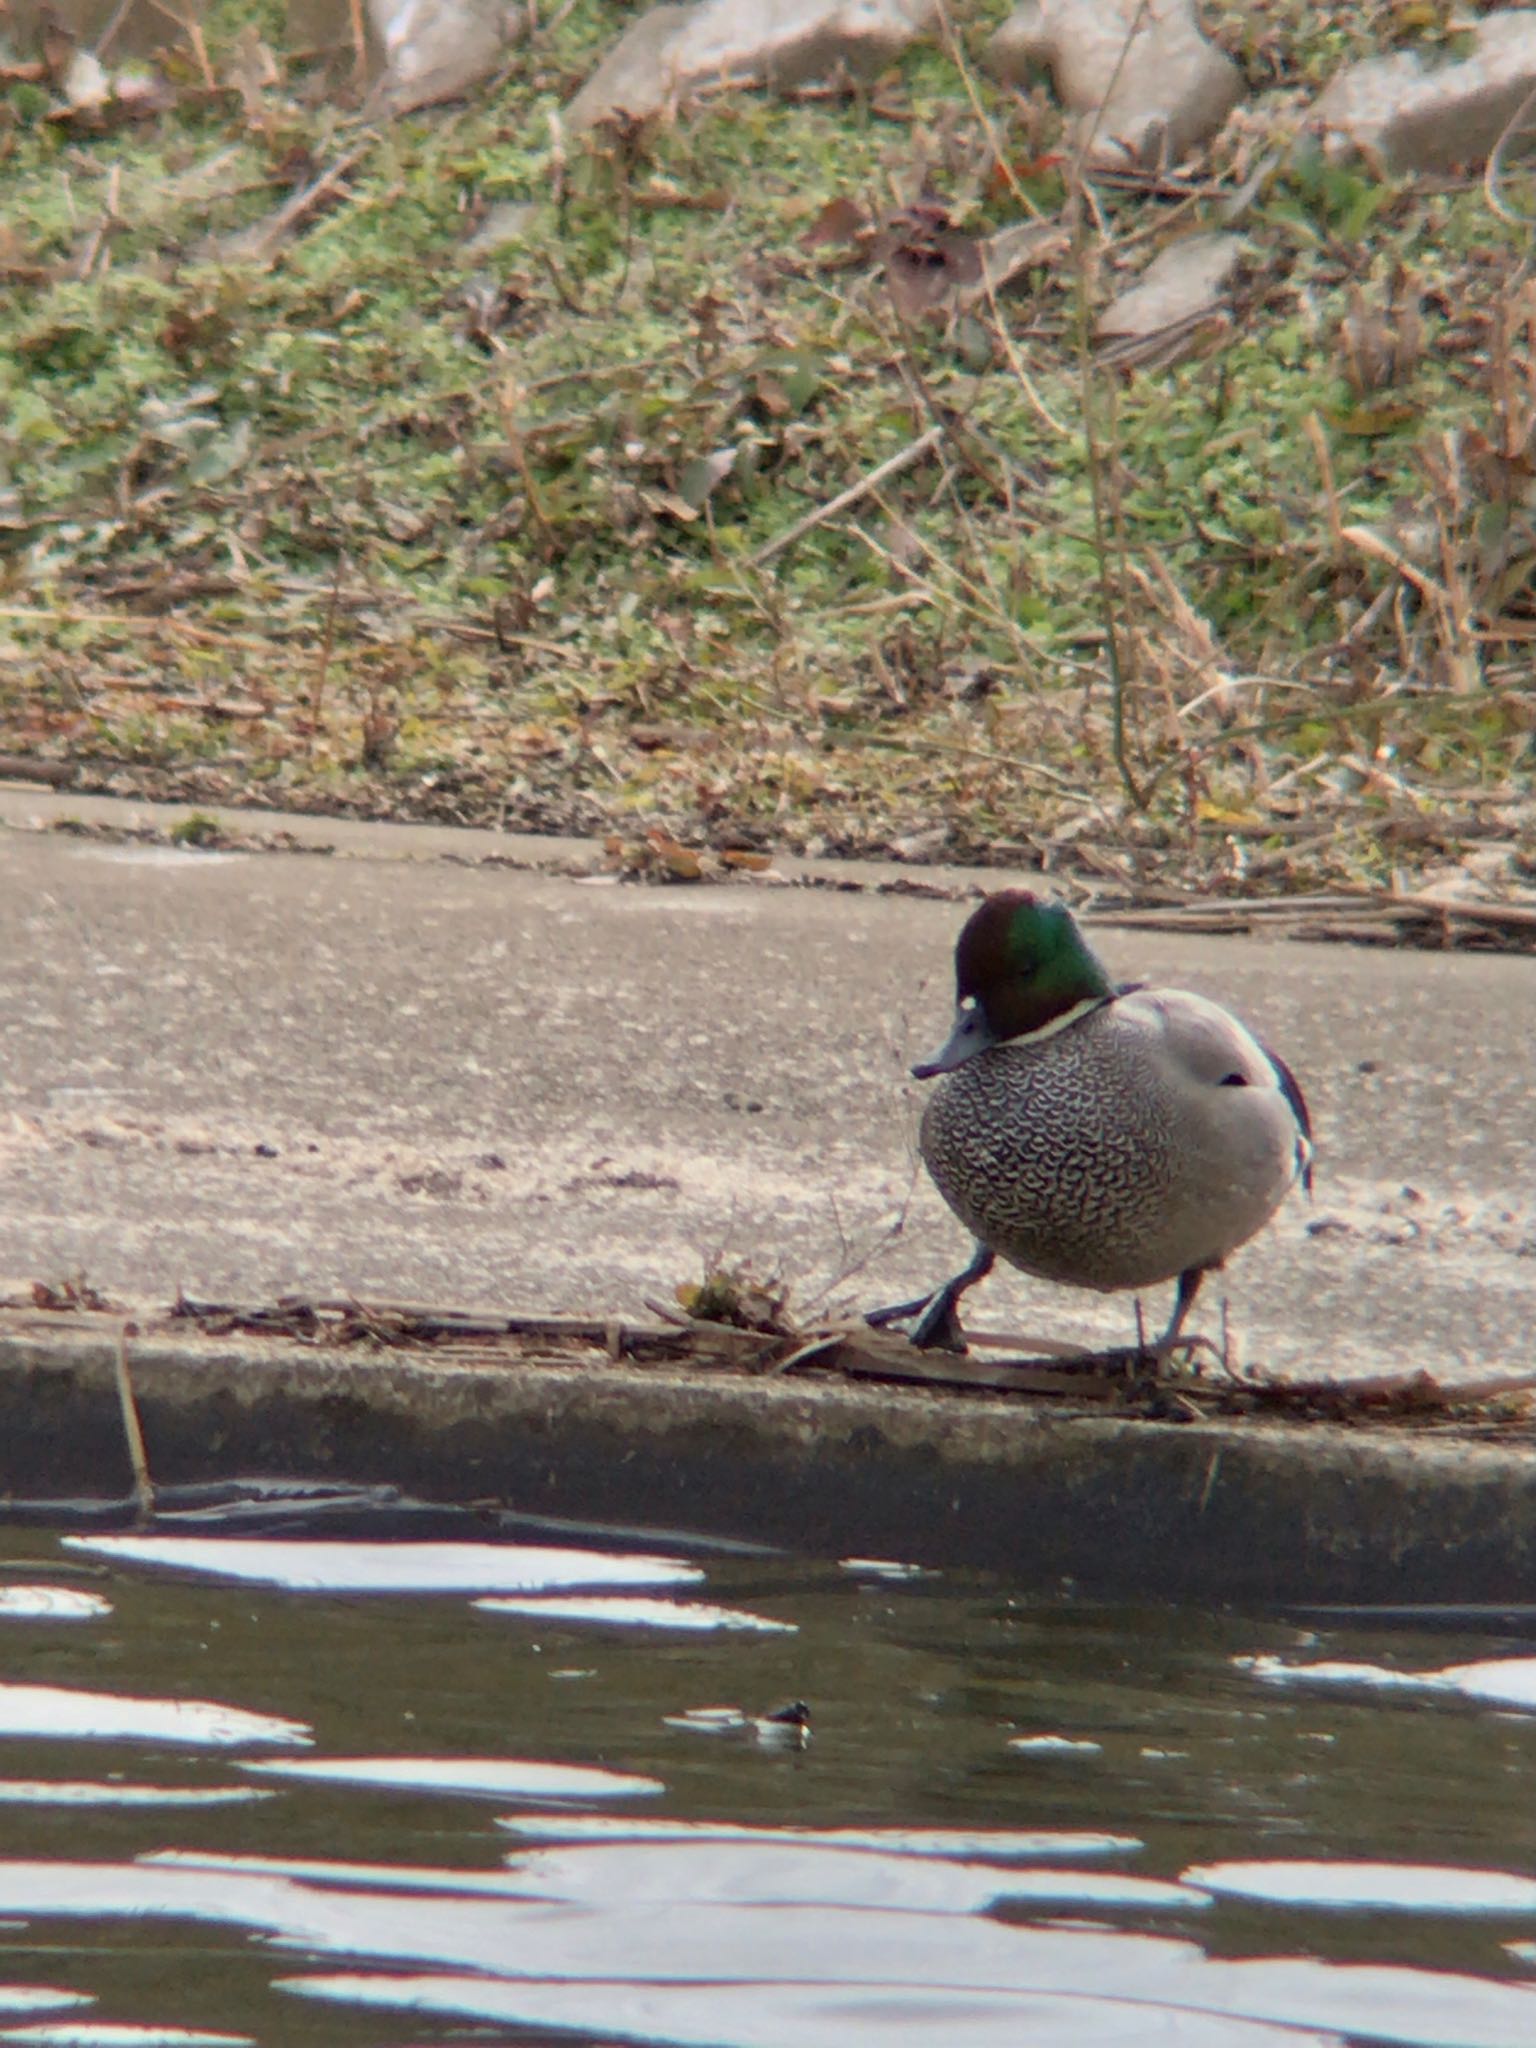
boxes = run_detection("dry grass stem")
[113,1319,155,1519]
[752,426,944,565]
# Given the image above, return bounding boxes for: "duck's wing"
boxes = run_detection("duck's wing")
[1116,987,1315,1192]
[1262,1042,1314,1194]
[1128,987,1315,1196]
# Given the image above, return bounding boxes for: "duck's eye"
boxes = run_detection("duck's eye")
[1219,1072,1249,1088]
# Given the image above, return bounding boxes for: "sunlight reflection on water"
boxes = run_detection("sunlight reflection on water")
[0,1508,1527,2048]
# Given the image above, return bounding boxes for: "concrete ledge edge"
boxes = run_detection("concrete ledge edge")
[4,1328,1533,1605]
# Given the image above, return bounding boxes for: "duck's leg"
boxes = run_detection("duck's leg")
[866,1243,996,1353]
[1157,1266,1205,1351]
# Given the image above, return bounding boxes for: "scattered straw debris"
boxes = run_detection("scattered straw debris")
[1,1289,1518,1437]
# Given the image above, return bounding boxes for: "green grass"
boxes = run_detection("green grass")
[2,0,1533,896]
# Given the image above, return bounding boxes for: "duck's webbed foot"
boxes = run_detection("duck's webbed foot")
[866,1244,996,1353]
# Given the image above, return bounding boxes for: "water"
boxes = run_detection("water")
[0,1491,1533,2048]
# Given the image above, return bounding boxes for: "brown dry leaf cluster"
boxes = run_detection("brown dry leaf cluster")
[603,827,777,883]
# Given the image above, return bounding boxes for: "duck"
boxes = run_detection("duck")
[870,889,1313,1354]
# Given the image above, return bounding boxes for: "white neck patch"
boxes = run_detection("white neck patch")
[1011,994,1107,1047]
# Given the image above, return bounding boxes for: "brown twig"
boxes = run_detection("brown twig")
[14,1296,1528,1432]
[228,145,370,264]
[93,0,139,59]
[496,383,557,550]
[148,0,214,89]
[113,1320,155,1519]
[1090,888,1536,938]
[308,557,345,749]
[751,427,943,566]
[348,0,369,90]
[74,162,122,282]
[0,755,75,786]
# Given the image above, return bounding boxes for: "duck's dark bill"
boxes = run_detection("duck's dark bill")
[912,1004,996,1079]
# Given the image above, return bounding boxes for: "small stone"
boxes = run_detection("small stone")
[398,1166,465,1198]
[60,48,110,109]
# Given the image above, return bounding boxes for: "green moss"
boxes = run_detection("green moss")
[168,810,227,846]
[0,0,1530,895]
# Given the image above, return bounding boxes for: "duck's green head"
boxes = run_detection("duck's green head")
[912,890,1113,1079]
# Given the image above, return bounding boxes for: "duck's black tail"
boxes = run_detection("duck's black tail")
[1263,1043,1314,1195]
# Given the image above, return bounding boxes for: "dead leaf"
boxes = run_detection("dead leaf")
[878,199,982,320]
[987,151,1064,201]
[1340,270,1423,395]
[968,220,1067,304]
[40,17,76,83]
[634,181,729,212]
[643,488,701,525]
[360,705,398,769]
[800,195,870,251]
[677,1266,792,1334]
[645,827,703,880]
[1463,426,1536,495]
[504,725,564,759]
[627,725,675,753]
[752,372,792,417]
[0,225,54,286]
[1324,403,1419,437]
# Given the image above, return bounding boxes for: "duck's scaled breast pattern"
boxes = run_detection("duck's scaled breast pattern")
[917,988,1301,1294]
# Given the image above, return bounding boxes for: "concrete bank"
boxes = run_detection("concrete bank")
[2,1314,1533,1606]
[4,790,1536,1602]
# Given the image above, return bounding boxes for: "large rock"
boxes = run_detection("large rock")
[568,0,935,130]
[369,0,519,110]
[987,0,1243,168]
[1306,11,1536,174]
